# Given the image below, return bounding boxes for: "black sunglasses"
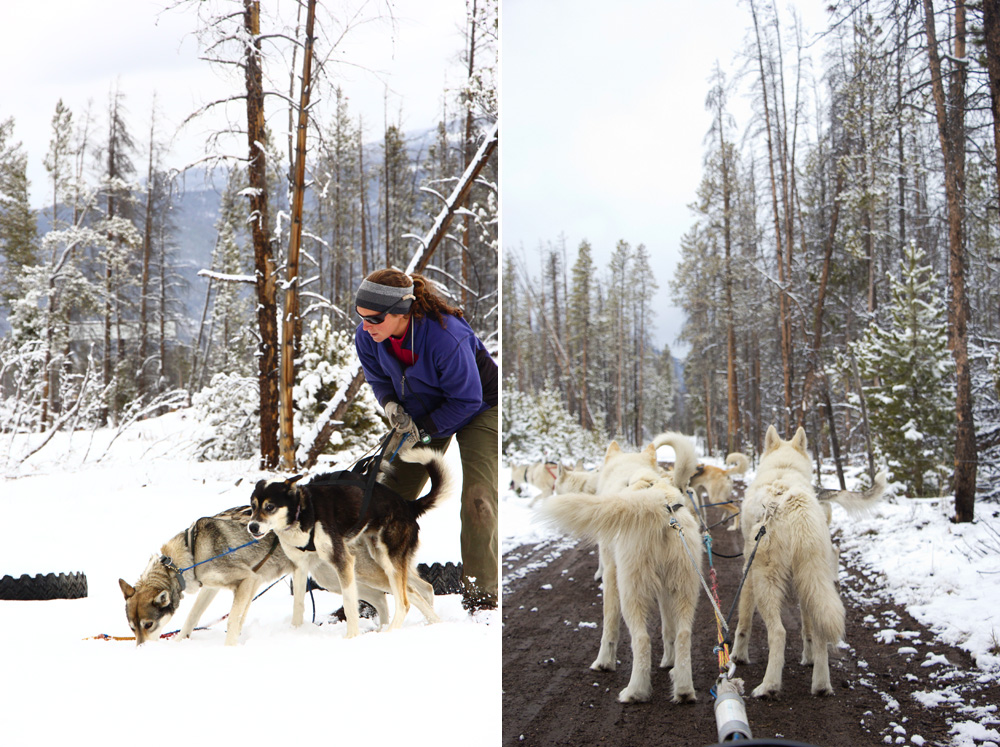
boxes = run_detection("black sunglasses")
[357,310,388,325]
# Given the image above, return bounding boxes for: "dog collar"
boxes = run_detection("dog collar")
[159,555,187,592]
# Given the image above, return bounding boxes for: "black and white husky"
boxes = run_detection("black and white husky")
[248,442,454,638]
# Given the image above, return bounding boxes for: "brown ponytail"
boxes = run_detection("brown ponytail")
[364,268,464,325]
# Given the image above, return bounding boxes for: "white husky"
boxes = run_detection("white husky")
[731,425,849,698]
[540,433,701,704]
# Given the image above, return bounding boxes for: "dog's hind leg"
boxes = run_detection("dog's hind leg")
[590,544,620,672]
[224,576,261,646]
[657,587,677,668]
[406,575,440,624]
[291,565,308,626]
[178,587,219,639]
[616,578,653,703]
[749,572,787,698]
[357,584,391,625]
[799,601,815,666]
[366,538,411,631]
[663,578,698,703]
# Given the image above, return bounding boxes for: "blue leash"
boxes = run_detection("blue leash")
[175,538,260,574]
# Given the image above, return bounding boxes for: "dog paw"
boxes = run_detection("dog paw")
[590,658,617,672]
[672,689,698,704]
[618,685,652,703]
[751,682,781,699]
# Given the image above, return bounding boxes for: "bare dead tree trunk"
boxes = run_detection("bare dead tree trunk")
[718,125,740,456]
[703,371,714,455]
[750,0,793,431]
[461,0,478,308]
[922,0,977,522]
[359,118,369,278]
[983,0,1000,202]
[244,0,279,470]
[797,168,844,427]
[279,0,316,471]
[139,113,155,400]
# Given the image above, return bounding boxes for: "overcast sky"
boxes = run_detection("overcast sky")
[501,0,828,357]
[1,0,469,208]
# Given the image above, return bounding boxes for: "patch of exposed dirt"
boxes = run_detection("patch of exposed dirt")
[501,498,1000,747]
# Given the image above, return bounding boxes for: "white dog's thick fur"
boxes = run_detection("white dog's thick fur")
[540,433,701,704]
[731,425,846,698]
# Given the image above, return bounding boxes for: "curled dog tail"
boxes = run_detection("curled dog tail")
[397,444,456,519]
[817,470,887,517]
[725,452,749,476]
[651,431,698,492]
[540,487,684,549]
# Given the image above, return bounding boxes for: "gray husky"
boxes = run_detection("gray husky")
[119,506,392,646]
[119,506,293,646]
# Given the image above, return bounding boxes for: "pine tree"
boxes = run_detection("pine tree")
[568,241,595,429]
[43,100,73,230]
[851,242,955,496]
[0,118,39,306]
[315,88,362,320]
[379,122,415,268]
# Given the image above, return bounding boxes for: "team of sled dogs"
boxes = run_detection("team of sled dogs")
[527,426,887,703]
[119,441,454,645]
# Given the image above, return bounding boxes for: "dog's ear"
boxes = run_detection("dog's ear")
[604,441,622,460]
[119,579,135,600]
[287,474,305,485]
[153,590,171,609]
[792,426,808,453]
[642,443,657,465]
[763,425,780,453]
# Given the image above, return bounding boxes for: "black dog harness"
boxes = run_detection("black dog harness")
[293,429,402,551]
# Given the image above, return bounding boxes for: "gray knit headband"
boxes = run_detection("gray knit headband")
[355,278,415,315]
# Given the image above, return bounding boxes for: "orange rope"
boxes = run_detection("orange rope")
[709,565,731,673]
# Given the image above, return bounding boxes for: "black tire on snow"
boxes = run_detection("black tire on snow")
[0,572,88,600]
[417,562,463,595]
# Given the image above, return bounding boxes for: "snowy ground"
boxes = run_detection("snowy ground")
[0,411,499,746]
[501,452,1000,747]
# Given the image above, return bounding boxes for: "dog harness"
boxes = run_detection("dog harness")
[159,511,281,589]
[293,429,401,552]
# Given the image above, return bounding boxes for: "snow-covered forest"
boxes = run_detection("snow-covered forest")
[0,0,498,474]
[502,1,1000,515]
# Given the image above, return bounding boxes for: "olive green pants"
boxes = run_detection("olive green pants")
[382,405,498,599]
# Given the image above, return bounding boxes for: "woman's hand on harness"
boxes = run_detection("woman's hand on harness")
[384,401,422,443]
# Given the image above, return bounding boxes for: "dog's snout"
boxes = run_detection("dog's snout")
[248,521,261,537]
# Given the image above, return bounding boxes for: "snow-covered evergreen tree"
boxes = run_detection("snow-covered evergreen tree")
[192,316,383,463]
[851,242,954,496]
[293,315,382,460]
[502,382,606,466]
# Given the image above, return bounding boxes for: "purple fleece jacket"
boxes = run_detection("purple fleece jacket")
[355,313,498,438]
